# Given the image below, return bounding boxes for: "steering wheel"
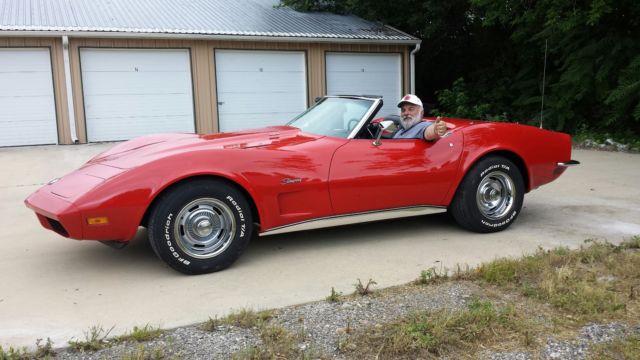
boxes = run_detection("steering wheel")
[367,115,402,138]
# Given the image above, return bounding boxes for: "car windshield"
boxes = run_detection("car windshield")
[287,97,375,138]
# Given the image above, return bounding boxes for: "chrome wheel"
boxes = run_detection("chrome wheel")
[476,171,515,220]
[174,198,236,259]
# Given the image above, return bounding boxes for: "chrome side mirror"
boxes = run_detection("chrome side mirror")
[372,120,397,146]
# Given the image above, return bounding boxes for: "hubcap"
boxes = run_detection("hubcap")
[476,171,515,220]
[174,198,236,259]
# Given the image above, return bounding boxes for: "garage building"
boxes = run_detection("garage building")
[0,0,420,146]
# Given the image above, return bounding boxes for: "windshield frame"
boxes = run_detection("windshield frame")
[287,96,383,139]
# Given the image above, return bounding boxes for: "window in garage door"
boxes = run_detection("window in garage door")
[215,50,307,132]
[0,48,58,147]
[80,48,195,142]
[326,52,402,118]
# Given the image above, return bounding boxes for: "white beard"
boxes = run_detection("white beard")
[400,114,420,130]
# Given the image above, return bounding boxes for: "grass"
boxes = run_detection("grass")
[339,236,640,359]
[341,298,539,358]
[326,287,343,302]
[120,344,168,360]
[415,265,449,285]
[202,309,274,331]
[68,325,114,352]
[589,335,640,359]
[67,324,163,353]
[117,324,163,343]
[354,278,377,296]
[472,238,640,320]
[232,325,319,360]
[0,345,28,360]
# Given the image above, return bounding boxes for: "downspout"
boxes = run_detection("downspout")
[410,43,421,94]
[62,36,78,143]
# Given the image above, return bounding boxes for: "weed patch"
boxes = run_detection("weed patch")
[202,309,273,331]
[415,266,449,285]
[121,344,168,360]
[232,325,318,360]
[326,287,342,303]
[117,324,163,343]
[354,278,377,296]
[342,298,538,358]
[68,325,114,352]
[589,335,640,359]
[474,240,640,319]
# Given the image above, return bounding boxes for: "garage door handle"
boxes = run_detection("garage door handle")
[218,102,224,105]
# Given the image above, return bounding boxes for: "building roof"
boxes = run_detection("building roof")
[0,0,419,43]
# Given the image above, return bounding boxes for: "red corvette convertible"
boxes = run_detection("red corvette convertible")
[25,96,578,274]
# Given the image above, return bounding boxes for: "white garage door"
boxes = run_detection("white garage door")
[215,50,307,132]
[0,48,57,147]
[80,48,195,142]
[326,52,402,117]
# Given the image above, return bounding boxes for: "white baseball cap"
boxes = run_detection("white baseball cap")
[397,94,423,108]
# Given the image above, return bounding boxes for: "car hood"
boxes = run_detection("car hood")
[88,126,322,169]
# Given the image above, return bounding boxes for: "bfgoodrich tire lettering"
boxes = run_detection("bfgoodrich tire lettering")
[450,156,524,233]
[148,179,253,275]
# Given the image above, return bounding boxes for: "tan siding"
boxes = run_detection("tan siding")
[69,39,87,143]
[2,36,412,143]
[192,42,215,134]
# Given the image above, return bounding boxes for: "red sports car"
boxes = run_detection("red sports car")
[25,96,578,274]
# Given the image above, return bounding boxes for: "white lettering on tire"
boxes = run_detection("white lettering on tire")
[163,212,191,266]
[481,210,518,228]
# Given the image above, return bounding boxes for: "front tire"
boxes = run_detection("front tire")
[148,179,253,274]
[450,156,524,233]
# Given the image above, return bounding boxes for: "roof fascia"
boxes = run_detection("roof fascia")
[0,30,421,45]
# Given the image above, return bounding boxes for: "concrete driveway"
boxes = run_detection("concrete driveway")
[1,145,639,348]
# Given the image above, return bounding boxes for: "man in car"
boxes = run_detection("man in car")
[394,94,447,141]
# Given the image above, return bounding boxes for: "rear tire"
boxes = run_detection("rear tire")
[450,156,524,233]
[148,179,253,274]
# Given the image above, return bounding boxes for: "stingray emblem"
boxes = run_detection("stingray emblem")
[281,178,302,185]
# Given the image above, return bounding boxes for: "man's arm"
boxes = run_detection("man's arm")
[424,116,448,141]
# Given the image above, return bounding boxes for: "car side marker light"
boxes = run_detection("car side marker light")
[87,217,109,225]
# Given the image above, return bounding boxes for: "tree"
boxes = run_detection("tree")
[280,0,640,136]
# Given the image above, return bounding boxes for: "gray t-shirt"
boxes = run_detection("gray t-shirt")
[393,121,433,139]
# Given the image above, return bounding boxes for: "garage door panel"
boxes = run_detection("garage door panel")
[0,120,58,145]
[81,48,195,142]
[87,115,194,142]
[327,58,400,72]
[0,48,57,147]
[219,113,301,132]
[0,72,56,97]
[0,96,56,118]
[326,53,402,118]
[85,94,193,117]
[82,72,192,95]
[80,49,190,72]
[328,74,396,91]
[217,93,306,115]
[217,72,304,93]
[0,49,52,72]
[215,50,307,132]
[216,51,305,72]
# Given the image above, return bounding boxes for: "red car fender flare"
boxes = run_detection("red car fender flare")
[442,145,531,206]
[143,170,265,229]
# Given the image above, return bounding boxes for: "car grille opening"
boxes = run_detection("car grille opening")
[46,218,69,237]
